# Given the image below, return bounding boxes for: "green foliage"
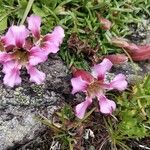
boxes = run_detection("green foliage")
[116,75,150,138]
[0,17,7,31]
[0,0,149,68]
[104,75,150,149]
[36,105,77,149]
[36,75,150,149]
[37,105,96,149]
[36,105,75,149]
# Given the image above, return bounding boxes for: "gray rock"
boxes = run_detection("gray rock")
[111,61,150,85]
[103,61,150,86]
[0,54,149,150]
[0,55,70,150]
[127,18,150,44]
[142,19,150,44]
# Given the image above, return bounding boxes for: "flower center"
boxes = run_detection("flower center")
[12,48,29,65]
[0,41,4,51]
[87,80,102,97]
[35,35,43,46]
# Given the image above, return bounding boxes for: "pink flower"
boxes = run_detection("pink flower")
[1,46,47,87]
[0,14,64,87]
[27,15,65,54]
[0,25,47,87]
[71,58,127,119]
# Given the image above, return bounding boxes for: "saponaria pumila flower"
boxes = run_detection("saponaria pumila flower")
[0,14,64,87]
[71,58,127,119]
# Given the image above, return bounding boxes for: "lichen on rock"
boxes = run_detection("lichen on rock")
[0,55,70,150]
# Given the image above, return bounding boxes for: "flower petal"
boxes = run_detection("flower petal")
[0,52,13,63]
[3,67,21,87]
[27,15,41,39]
[29,46,48,65]
[1,27,15,46]
[92,58,113,80]
[2,60,21,74]
[52,26,65,45]
[75,97,92,119]
[72,69,94,83]
[2,25,29,47]
[110,74,127,91]
[71,76,88,94]
[27,65,45,84]
[98,95,116,114]
[43,26,65,47]
[42,41,59,54]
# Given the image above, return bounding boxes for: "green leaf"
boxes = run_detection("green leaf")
[16,0,28,19]
[0,17,7,31]
[7,0,14,6]
[40,0,58,8]
[32,4,47,17]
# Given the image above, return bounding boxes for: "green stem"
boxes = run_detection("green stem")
[20,0,34,25]
[68,138,74,150]
[137,99,147,117]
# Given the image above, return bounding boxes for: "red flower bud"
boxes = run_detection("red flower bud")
[104,54,128,64]
[99,18,112,30]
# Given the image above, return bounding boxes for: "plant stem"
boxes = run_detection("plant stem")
[137,99,147,117]
[20,0,34,25]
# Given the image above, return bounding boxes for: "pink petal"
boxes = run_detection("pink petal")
[43,26,65,47]
[92,58,113,80]
[75,97,92,119]
[42,41,59,54]
[71,76,88,94]
[98,95,116,114]
[2,61,15,74]
[72,69,94,83]
[2,25,29,48]
[0,52,13,63]
[1,27,15,46]
[3,67,21,87]
[52,26,65,44]
[110,74,127,91]
[27,65,45,84]
[29,46,48,65]
[2,61,21,74]
[27,15,41,39]
[5,45,15,52]
[24,37,34,50]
